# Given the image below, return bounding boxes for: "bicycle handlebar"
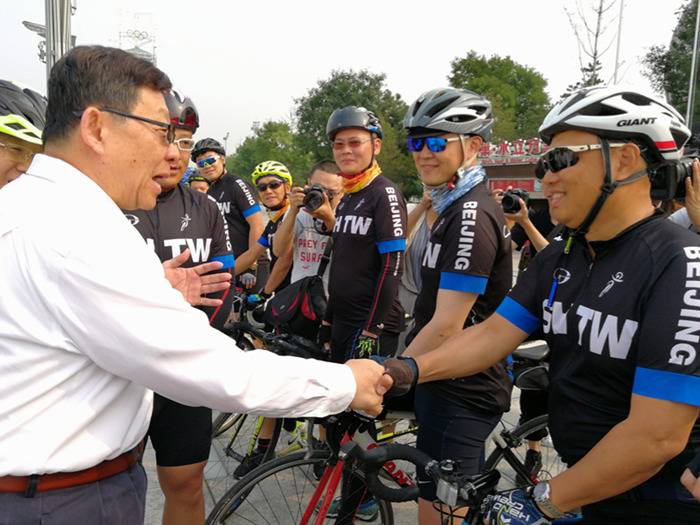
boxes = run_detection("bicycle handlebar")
[222,321,328,361]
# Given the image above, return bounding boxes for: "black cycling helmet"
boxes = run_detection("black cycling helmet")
[403,87,494,141]
[164,88,198,131]
[326,106,383,141]
[191,137,225,162]
[0,80,48,145]
[188,173,210,185]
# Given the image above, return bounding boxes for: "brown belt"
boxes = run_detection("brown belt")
[0,444,142,494]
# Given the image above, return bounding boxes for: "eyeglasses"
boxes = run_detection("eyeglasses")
[73,108,176,146]
[0,141,38,163]
[256,180,284,192]
[407,136,461,153]
[534,144,624,179]
[331,138,371,150]
[173,137,195,151]
[196,156,219,169]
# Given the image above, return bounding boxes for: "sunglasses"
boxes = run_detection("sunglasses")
[407,136,461,153]
[196,156,219,169]
[256,180,284,192]
[535,144,624,179]
[331,138,371,150]
[0,141,38,163]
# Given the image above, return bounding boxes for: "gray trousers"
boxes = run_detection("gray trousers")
[0,463,146,525]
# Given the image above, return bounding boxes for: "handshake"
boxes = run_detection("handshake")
[369,355,419,397]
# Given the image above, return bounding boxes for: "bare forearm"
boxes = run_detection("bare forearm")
[272,208,297,258]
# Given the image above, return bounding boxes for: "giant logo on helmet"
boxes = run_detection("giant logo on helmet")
[616,117,657,127]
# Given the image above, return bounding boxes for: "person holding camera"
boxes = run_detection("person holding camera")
[401,87,513,525]
[409,86,700,524]
[273,160,343,288]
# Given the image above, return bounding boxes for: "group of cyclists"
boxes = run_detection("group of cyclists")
[2,42,700,525]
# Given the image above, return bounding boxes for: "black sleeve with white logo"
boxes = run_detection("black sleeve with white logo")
[327,176,407,333]
[123,184,234,330]
[505,212,700,468]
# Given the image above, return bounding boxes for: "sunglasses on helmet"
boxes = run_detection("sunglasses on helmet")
[535,144,624,179]
[196,156,219,169]
[407,136,461,153]
[256,180,284,192]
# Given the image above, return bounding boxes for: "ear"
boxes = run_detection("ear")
[614,142,643,182]
[464,135,483,159]
[78,106,108,155]
[373,137,382,156]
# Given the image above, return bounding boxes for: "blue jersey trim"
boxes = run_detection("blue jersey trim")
[377,238,406,254]
[633,367,700,407]
[439,272,487,294]
[242,204,261,218]
[211,253,235,270]
[257,236,270,249]
[496,297,540,334]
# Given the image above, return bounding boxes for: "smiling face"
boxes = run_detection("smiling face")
[541,130,607,229]
[156,127,193,188]
[0,132,43,188]
[195,150,225,181]
[331,128,381,176]
[411,133,465,187]
[256,175,290,209]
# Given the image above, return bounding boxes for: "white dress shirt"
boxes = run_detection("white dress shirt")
[0,154,355,476]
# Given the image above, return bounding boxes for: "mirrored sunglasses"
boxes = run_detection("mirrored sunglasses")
[256,180,284,192]
[196,156,219,169]
[534,144,624,179]
[407,136,461,153]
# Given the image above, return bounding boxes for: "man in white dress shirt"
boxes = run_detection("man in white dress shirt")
[0,45,390,525]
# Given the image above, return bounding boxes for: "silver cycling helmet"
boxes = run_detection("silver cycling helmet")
[403,87,494,141]
[539,85,690,164]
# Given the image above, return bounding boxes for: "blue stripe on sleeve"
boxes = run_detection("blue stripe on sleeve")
[633,367,700,407]
[242,205,261,218]
[211,253,235,270]
[377,238,406,254]
[496,297,540,334]
[439,272,488,294]
[257,236,269,249]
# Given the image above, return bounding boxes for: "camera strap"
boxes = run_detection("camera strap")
[316,237,334,277]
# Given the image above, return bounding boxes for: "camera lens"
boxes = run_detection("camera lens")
[303,190,324,212]
[501,195,520,213]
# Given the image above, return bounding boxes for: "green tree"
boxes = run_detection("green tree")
[448,52,551,142]
[226,120,313,186]
[293,69,420,198]
[643,1,699,119]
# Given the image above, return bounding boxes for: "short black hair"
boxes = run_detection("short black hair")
[43,45,172,144]
[308,160,340,179]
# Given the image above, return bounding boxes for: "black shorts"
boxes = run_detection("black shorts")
[148,393,212,467]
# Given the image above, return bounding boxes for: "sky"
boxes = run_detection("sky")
[1,0,690,152]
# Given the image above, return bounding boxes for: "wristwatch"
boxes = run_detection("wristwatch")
[531,481,565,518]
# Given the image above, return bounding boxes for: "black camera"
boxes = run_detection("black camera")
[302,183,334,212]
[500,188,530,214]
[649,155,697,201]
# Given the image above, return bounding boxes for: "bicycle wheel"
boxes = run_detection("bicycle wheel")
[205,449,394,525]
[205,414,282,505]
[484,415,567,491]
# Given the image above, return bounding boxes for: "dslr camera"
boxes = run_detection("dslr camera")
[302,183,334,212]
[500,188,530,214]
[649,155,698,201]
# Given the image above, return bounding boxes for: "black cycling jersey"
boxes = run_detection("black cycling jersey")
[326,175,407,334]
[500,210,700,474]
[123,184,234,330]
[258,211,291,293]
[409,183,513,414]
[207,170,261,258]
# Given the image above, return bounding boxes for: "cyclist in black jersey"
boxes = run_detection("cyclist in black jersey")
[401,87,513,525]
[123,89,234,525]
[320,106,407,364]
[192,137,267,291]
[407,86,700,525]
[0,80,46,188]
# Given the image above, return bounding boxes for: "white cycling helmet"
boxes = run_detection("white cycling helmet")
[403,87,494,140]
[539,86,690,164]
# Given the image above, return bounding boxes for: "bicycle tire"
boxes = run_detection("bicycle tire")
[484,415,567,491]
[205,415,283,506]
[205,449,394,525]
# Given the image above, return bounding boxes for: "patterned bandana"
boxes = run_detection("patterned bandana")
[340,161,382,194]
[267,199,290,222]
[431,164,486,215]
